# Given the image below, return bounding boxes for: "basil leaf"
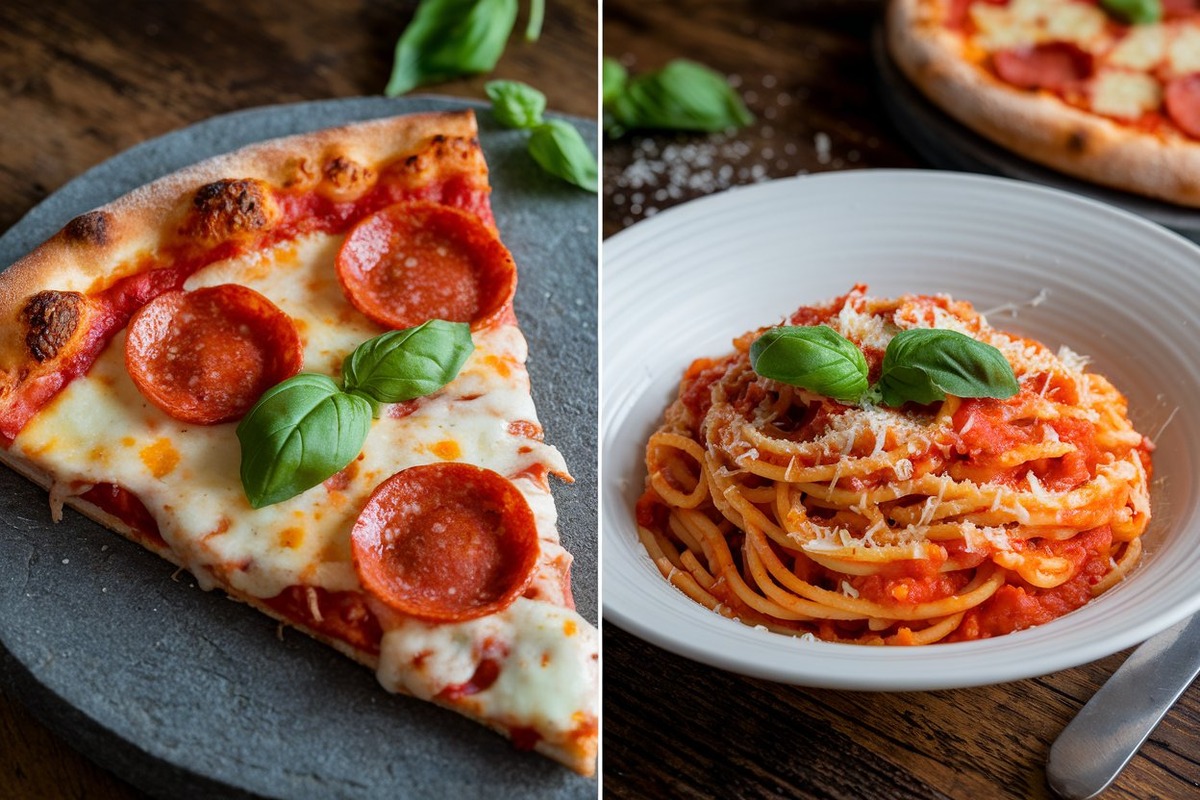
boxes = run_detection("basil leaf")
[605,59,754,137]
[237,374,372,509]
[528,119,599,192]
[342,320,474,406]
[1100,0,1160,23]
[525,0,544,41]
[385,0,518,97]
[878,328,1019,407]
[749,325,869,403]
[877,363,945,408]
[486,80,547,129]
[603,57,628,106]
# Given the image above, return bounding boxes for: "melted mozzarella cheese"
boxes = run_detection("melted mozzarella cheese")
[17,245,565,599]
[1009,0,1057,23]
[1108,25,1166,71]
[971,5,1042,51]
[1090,70,1162,119]
[1042,2,1108,49]
[376,598,598,736]
[1167,25,1200,76]
[11,229,592,740]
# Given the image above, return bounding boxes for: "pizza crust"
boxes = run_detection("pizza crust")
[0,110,489,397]
[887,0,1200,208]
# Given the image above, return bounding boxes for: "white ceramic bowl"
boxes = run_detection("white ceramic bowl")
[602,170,1200,690]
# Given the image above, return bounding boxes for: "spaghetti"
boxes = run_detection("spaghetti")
[636,286,1153,644]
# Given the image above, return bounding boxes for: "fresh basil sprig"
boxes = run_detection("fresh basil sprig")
[528,119,599,192]
[386,0,550,97]
[878,329,1019,407]
[524,0,544,40]
[342,320,475,409]
[750,324,1019,408]
[603,58,754,138]
[485,80,598,192]
[237,376,373,510]
[486,79,547,129]
[603,58,628,106]
[750,325,870,403]
[1099,0,1160,24]
[237,321,474,508]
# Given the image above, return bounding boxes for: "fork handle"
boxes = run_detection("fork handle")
[1046,613,1200,799]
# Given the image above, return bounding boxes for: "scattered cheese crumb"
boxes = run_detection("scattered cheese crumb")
[814,132,832,165]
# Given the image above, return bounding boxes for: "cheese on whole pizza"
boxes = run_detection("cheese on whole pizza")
[0,110,598,775]
[888,0,1200,206]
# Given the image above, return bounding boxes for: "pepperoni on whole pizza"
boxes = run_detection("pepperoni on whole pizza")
[887,0,1200,206]
[0,110,598,775]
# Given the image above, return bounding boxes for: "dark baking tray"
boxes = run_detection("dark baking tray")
[0,95,597,800]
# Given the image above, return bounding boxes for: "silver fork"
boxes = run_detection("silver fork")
[1046,613,1200,799]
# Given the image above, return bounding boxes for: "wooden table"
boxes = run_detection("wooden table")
[602,2,1200,799]
[0,1,595,798]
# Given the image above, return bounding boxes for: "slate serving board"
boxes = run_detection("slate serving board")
[872,27,1200,243]
[0,96,598,799]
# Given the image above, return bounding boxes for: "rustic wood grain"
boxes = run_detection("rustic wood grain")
[0,0,597,234]
[0,1,595,797]
[603,0,916,238]
[602,2,1200,799]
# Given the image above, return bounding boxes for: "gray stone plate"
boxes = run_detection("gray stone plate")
[0,96,597,799]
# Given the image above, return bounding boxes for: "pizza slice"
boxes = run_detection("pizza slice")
[887,0,1200,207]
[0,110,598,775]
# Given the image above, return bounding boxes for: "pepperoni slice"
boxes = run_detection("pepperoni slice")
[1163,0,1200,19]
[350,463,539,622]
[1166,74,1200,140]
[335,201,516,331]
[125,284,302,425]
[993,43,1094,93]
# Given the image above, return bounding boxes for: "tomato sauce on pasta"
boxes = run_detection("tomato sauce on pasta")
[636,286,1152,644]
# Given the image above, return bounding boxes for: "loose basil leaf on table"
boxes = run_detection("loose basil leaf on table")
[237,374,373,509]
[524,0,544,40]
[750,325,870,403]
[528,119,599,192]
[602,57,628,105]
[485,79,547,129]
[878,328,1019,407]
[342,320,475,410]
[1099,0,1160,24]
[604,58,754,137]
[385,0,518,97]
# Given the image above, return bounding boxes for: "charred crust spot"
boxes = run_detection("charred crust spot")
[187,178,279,241]
[398,137,479,175]
[322,155,375,191]
[1066,129,1089,155]
[22,290,85,362]
[63,210,112,246]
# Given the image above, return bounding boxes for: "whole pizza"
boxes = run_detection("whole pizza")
[0,109,598,776]
[887,0,1200,206]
